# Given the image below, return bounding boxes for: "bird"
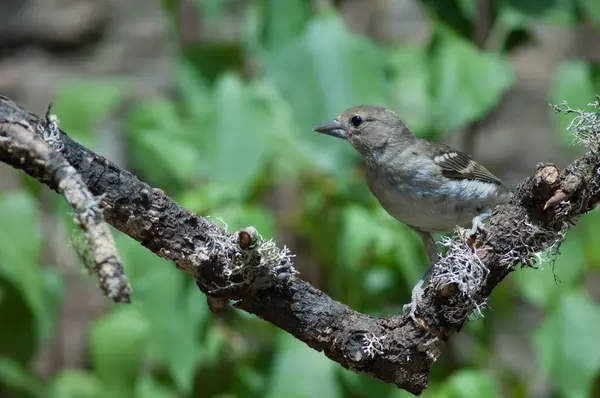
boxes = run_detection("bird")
[313,105,511,320]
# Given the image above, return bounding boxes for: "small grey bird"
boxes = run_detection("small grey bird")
[313,105,511,319]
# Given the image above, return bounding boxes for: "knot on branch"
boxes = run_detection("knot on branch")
[238,226,259,249]
[196,223,298,311]
[426,234,490,323]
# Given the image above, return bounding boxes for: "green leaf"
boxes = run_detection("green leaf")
[0,357,46,396]
[235,364,267,395]
[456,0,477,20]
[438,369,500,398]
[579,0,600,24]
[340,205,424,290]
[581,210,600,268]
[393,223,427,289]
[180,73,301,198]
[387,44,432,134]
[90,307,150,394]
[263,0,310,49]
[174,60,212,121]
[0,191,43,314]
[50,370,103,398]
[266,333,342,398]
[37,266,66,344]
[115,232,174,294]
[0,277,37,363]
[135,374,177,398]
[127,99,201,186]
[503,0,565,17]
[199,0,228,25]
[209,74,278,188]
[420,0,473,39]
[340,205,381,271]
[201,323,229,366]
[364,266,397,296]
[515,237,584,308]
[145,283,203,393]
[115,234,207,393]
[53,79,127,147]
[550,60,596,148]
[499,0,578,25]
[177,181,245,213]
[339,370,396,398]
[133,129,201,183]
[534,289,600,398]
[431,34,514,131]
[265,11,386,174]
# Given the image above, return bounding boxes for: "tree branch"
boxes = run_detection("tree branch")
[0,95,598,395]
[0,99,131,302]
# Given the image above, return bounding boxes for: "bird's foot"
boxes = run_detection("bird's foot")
[466,210,491,239]
[403,279,425,324]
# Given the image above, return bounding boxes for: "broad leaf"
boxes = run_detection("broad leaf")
[431,34,514,132]
[50,370,103,398]
[263,0,310,49]
[209,75,284,190]
[0,277,37,363]
[135,374,177,398]
[387,44,432,134]
[0,191,43,314]
[53,79,127,147]
[534,290,600,398]
[438,369,501,398]
[116,234,207,393]
[500,0,578,25]
[37,266,66,344]
[579,0,600,25]
[127,99,201,186]
[515,236,584,308]
[0,356,45,396]
[340,205,424,291]
[90,307,150,394]
[340,205,383,271]
[265,333,342,398]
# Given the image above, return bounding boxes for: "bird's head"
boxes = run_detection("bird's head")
[313,105,413,160]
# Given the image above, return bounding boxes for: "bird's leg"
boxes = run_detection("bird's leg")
[403,228,440,322]
[466,206,492,238]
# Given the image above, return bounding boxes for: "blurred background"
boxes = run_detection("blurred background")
[0,0,600,397]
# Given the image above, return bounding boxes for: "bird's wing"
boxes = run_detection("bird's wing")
[429,143,504,185]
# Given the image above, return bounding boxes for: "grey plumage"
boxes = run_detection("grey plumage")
[314,105,511,319]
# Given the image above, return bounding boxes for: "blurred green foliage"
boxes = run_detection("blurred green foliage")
[1,0,600,397]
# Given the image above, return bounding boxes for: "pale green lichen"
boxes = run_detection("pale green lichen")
[552,96,600,147]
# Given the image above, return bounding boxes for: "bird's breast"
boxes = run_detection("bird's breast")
[366,166,504,233]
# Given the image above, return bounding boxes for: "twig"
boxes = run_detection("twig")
[0,97,131,303]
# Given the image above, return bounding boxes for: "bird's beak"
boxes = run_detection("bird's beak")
[313,118,348,140]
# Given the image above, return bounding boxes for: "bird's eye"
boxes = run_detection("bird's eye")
[350,115,362,127]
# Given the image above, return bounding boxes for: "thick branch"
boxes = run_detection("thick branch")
[0,95,598,395]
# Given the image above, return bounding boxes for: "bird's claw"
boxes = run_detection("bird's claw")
[403,301,419,324]
[403,279,425,324]
[466,210,491,239]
